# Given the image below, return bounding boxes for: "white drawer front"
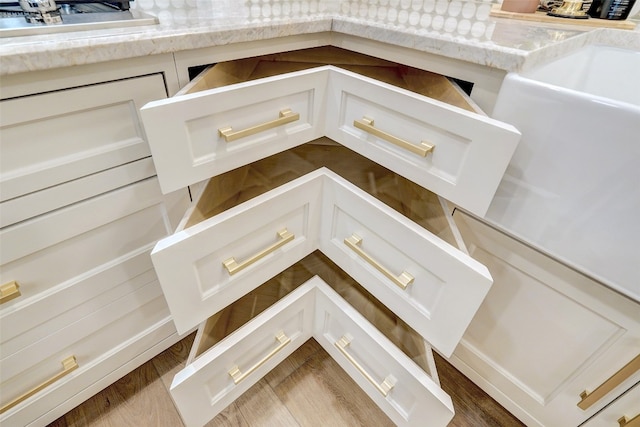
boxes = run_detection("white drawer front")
[171,277,454,427]
[0,278,170,414]
[312,278,454,426]
[324,67,520,216]
[170,281,316,427]
[0,74,165,202]
[141,68,328,194]
[155,168,490,356]
[319,171,493,357]
[1,249,154,353]
[151,172,324,334]
[0,177,176,308]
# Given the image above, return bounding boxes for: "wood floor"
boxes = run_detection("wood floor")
[47,333,524,427]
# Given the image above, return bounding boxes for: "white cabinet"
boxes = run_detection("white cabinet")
[0,64,190,426]
[450,210,640,427]
[141,47,520,217]
[142,45,520,427]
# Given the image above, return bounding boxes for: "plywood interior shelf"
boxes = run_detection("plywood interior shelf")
[490,4,637,30]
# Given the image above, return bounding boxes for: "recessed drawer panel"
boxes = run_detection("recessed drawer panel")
[170,279,316,427]
[0,249,155,353]
[153,143,492,356]
[151,172,323,334]
[319,172,492,357]
[171,276,453,427]
[0,74,165,203]
[141,47,519,216]
[0,277,169,415]
[0,176,178,310]
[141,69,327,194]
[324,67,520,216]
[313,277,454,426]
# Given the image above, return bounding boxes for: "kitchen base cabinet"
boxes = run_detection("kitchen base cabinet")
[450,210,640,427]
[0,56,189,427]
[141,42,522,426]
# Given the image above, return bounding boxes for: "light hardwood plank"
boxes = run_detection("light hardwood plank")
[59,361,183,427]
[234,379,300,427]
[264,339,322,389]
[205,402,249,427]
[273,348,395,427]
[434,353,524,427]
[151,333,195,391]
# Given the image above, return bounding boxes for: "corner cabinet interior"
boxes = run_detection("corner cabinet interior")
[451,210,640,427]
[140,45,521,426]
[0,55,190,426]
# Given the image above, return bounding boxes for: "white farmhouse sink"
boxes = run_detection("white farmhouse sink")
[486,45,640,301]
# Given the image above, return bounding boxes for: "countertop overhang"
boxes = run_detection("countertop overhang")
[1,0,639,76]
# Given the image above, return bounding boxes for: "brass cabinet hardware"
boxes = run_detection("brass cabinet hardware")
[218,109,300,142]
[353,117,435,157]
[344,234,414,290]
[619,413,640,427]
[223,228,294,276]
[0,356,78,414]
[228,331,290,384]
[0,281,21,304]
[578,354,640,410]
[334,335,396,397]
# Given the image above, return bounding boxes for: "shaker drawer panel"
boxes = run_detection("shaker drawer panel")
[0,177,175,309]
[140,68,327,194]
[324,67,520,217]
[319,170,493,357]
[313,278,454,426]
[0,250,155,354]
[151,172,324,334]
[0,278,169,414]
[0,74,165,202]
[170,280,316,427]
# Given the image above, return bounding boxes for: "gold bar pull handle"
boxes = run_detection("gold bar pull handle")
[0,356,78,414]
[578,354,640,410]
[219,109,300,142]
[0,281,21,304]
[619,414,640,427]
[335,335,396,397]
[228,331,290,384]
[354,117,434,157]
[344,234,414,290]
[223,229,294,276]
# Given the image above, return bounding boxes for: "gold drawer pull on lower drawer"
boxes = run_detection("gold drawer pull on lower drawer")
[619,414,640,427]
[335,335,396,397]
[578,354,640,410]
[223,228,295,276]
[218,109,300,142]
[228,331,291,384]
[344,234,414,290]
[0,356,78,414]
[0,281,21,304]
[354,117,435,157]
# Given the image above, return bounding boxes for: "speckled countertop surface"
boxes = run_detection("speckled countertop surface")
[1,0,638,76]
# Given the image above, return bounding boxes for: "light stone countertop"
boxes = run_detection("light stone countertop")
[1,0,638,76]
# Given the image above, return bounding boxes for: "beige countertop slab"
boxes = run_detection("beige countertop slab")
[1,0,638,76]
